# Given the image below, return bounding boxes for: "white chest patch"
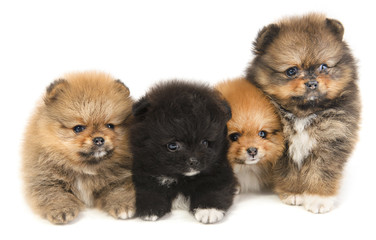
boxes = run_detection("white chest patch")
[288,115,317,169]
[233,164,261,193]
[74,177,94,207]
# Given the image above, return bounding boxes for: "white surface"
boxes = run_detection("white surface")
[1,0,375,239]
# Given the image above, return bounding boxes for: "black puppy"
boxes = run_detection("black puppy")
[130,80,237,224]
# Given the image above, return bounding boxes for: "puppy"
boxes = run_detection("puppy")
[130,80,237,224]
[246,13,361,213]
[22,71,136,224]
[216,78,284,193]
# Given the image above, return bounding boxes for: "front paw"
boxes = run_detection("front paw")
[279,194,304,206]
[303,195,335,214]
[46,206,81,224]
[141,215,159,221]
[107,205,135,220]
[194,208,225,224]
[138,208,169,222]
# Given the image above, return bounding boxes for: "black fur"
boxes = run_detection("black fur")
[130,80,236,221]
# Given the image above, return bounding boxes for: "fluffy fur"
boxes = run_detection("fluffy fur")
[246,13,361,213]
[130,80,237,224]
[22,71,136,224]
[216,78,284,193]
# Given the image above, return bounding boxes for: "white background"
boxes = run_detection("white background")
[1,0,375,239]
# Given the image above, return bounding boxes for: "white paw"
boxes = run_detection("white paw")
[118,209,135,219]
[281,194,304,206]
[194,208,225,224]
[142,215,159,221]
[303,195,335,214]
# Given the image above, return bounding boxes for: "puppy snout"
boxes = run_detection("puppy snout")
[247,147,258,158]
[188,157,200,167]
[93,137,105,146]
[305,80,318,90]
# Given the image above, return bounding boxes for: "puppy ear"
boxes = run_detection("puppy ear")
[115,79,130,96]
[219,99,232,122]
[44,79,68,104]
[326,18,344,41]
[132,96,150,117]
[253,23,280,55]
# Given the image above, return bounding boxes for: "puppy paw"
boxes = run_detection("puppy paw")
[141,215,159,221]
[303,195,335,214]
[46,207,81,224]
[279,194,304,206]
[194,208,225,224]
[108,205,135,220]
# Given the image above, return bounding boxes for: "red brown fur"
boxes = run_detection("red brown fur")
[216,78,284,193]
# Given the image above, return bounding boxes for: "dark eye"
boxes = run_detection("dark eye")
[201,140,209,148]
[258,131,267,139]
[319,64,328,72]
[167,142,180,152]
[73,125,86,133]
[286,67,298,77]
[106,123,115,129]
[229,132,241,142]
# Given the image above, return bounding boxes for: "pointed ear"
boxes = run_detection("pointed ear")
[132,96,150,117]
[326,18,344,41]
[253,23,280,55]
[44,79,68,104]
[114,79,130,96]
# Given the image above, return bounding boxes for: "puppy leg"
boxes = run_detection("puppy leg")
[274,156,340,213]
[95,177,136,219]
[26,181,84,224]
[136,189,172,221]
[190,176,236,224]
[190,190,233,224]
[302,157,342,213]
[134,176,174,221]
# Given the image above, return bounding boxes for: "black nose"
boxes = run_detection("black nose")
[305,80,318,90]
[93,137,105,146]
[247,147,258,158]
[188,157,200,167]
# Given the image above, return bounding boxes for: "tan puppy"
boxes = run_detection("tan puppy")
[22,71,135,224]
[216,78,284,193]
[246,13,361,213]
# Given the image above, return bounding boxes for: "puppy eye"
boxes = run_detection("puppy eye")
[167,142,180,152]
[319,64,328,72]
[106,123,115,129]
[201,140,209,148]
[229,133,241,142]
[73,125,86,133]
[258,131,267,139]
[286,67,298,77]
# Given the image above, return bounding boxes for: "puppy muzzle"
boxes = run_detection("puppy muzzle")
[305,80,318,90]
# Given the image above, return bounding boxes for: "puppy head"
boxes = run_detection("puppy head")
[132,80,231,177]
[248,13,357,115]
[216,79,284,166]
[42,71,133,169]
